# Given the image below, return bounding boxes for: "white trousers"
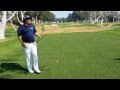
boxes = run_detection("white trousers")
[24,42,40,71]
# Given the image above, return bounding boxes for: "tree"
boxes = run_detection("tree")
[0,11,17,39]
[66,11,120,25]
[67,11,90,22]
[16,11,27,25]
[67,13,73,22]
[24,11,55,23]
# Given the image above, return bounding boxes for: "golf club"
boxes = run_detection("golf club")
[37,23,46,43]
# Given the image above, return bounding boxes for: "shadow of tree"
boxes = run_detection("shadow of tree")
[0,63,28,74]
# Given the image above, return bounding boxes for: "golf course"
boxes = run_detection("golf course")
[1,22,120,79]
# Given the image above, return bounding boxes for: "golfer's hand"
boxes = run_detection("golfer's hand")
[21,43,26,48]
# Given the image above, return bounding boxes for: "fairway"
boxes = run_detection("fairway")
[1,26,120,79]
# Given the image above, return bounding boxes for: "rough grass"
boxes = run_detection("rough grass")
[34,23,113,35]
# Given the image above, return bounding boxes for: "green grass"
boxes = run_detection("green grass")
[99,27,120,37]
[1,27,120,79]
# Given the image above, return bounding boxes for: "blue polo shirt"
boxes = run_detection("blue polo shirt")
[17,24,36,42]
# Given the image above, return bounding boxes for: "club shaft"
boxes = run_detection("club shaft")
[37,24,45,43]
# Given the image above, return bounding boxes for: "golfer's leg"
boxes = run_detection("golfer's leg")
[31,43,40,71]
[24,45,32,71]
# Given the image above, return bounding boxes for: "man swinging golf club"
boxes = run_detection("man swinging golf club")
[17,15,41,74]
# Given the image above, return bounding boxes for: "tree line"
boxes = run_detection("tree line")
[56,11,120,23]
[11,11,55,25]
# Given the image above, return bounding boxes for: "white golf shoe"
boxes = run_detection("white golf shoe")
[28,70,34,73]
[34,69,41,74]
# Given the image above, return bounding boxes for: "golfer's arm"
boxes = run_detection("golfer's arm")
[18,36,24,44]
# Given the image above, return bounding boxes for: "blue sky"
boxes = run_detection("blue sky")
[50,11,73,18]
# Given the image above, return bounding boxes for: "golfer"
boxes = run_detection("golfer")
[17,16,41,74]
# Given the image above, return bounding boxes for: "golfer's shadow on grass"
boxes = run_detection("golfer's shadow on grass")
[0,63,28,74]
[113,58,120,60]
